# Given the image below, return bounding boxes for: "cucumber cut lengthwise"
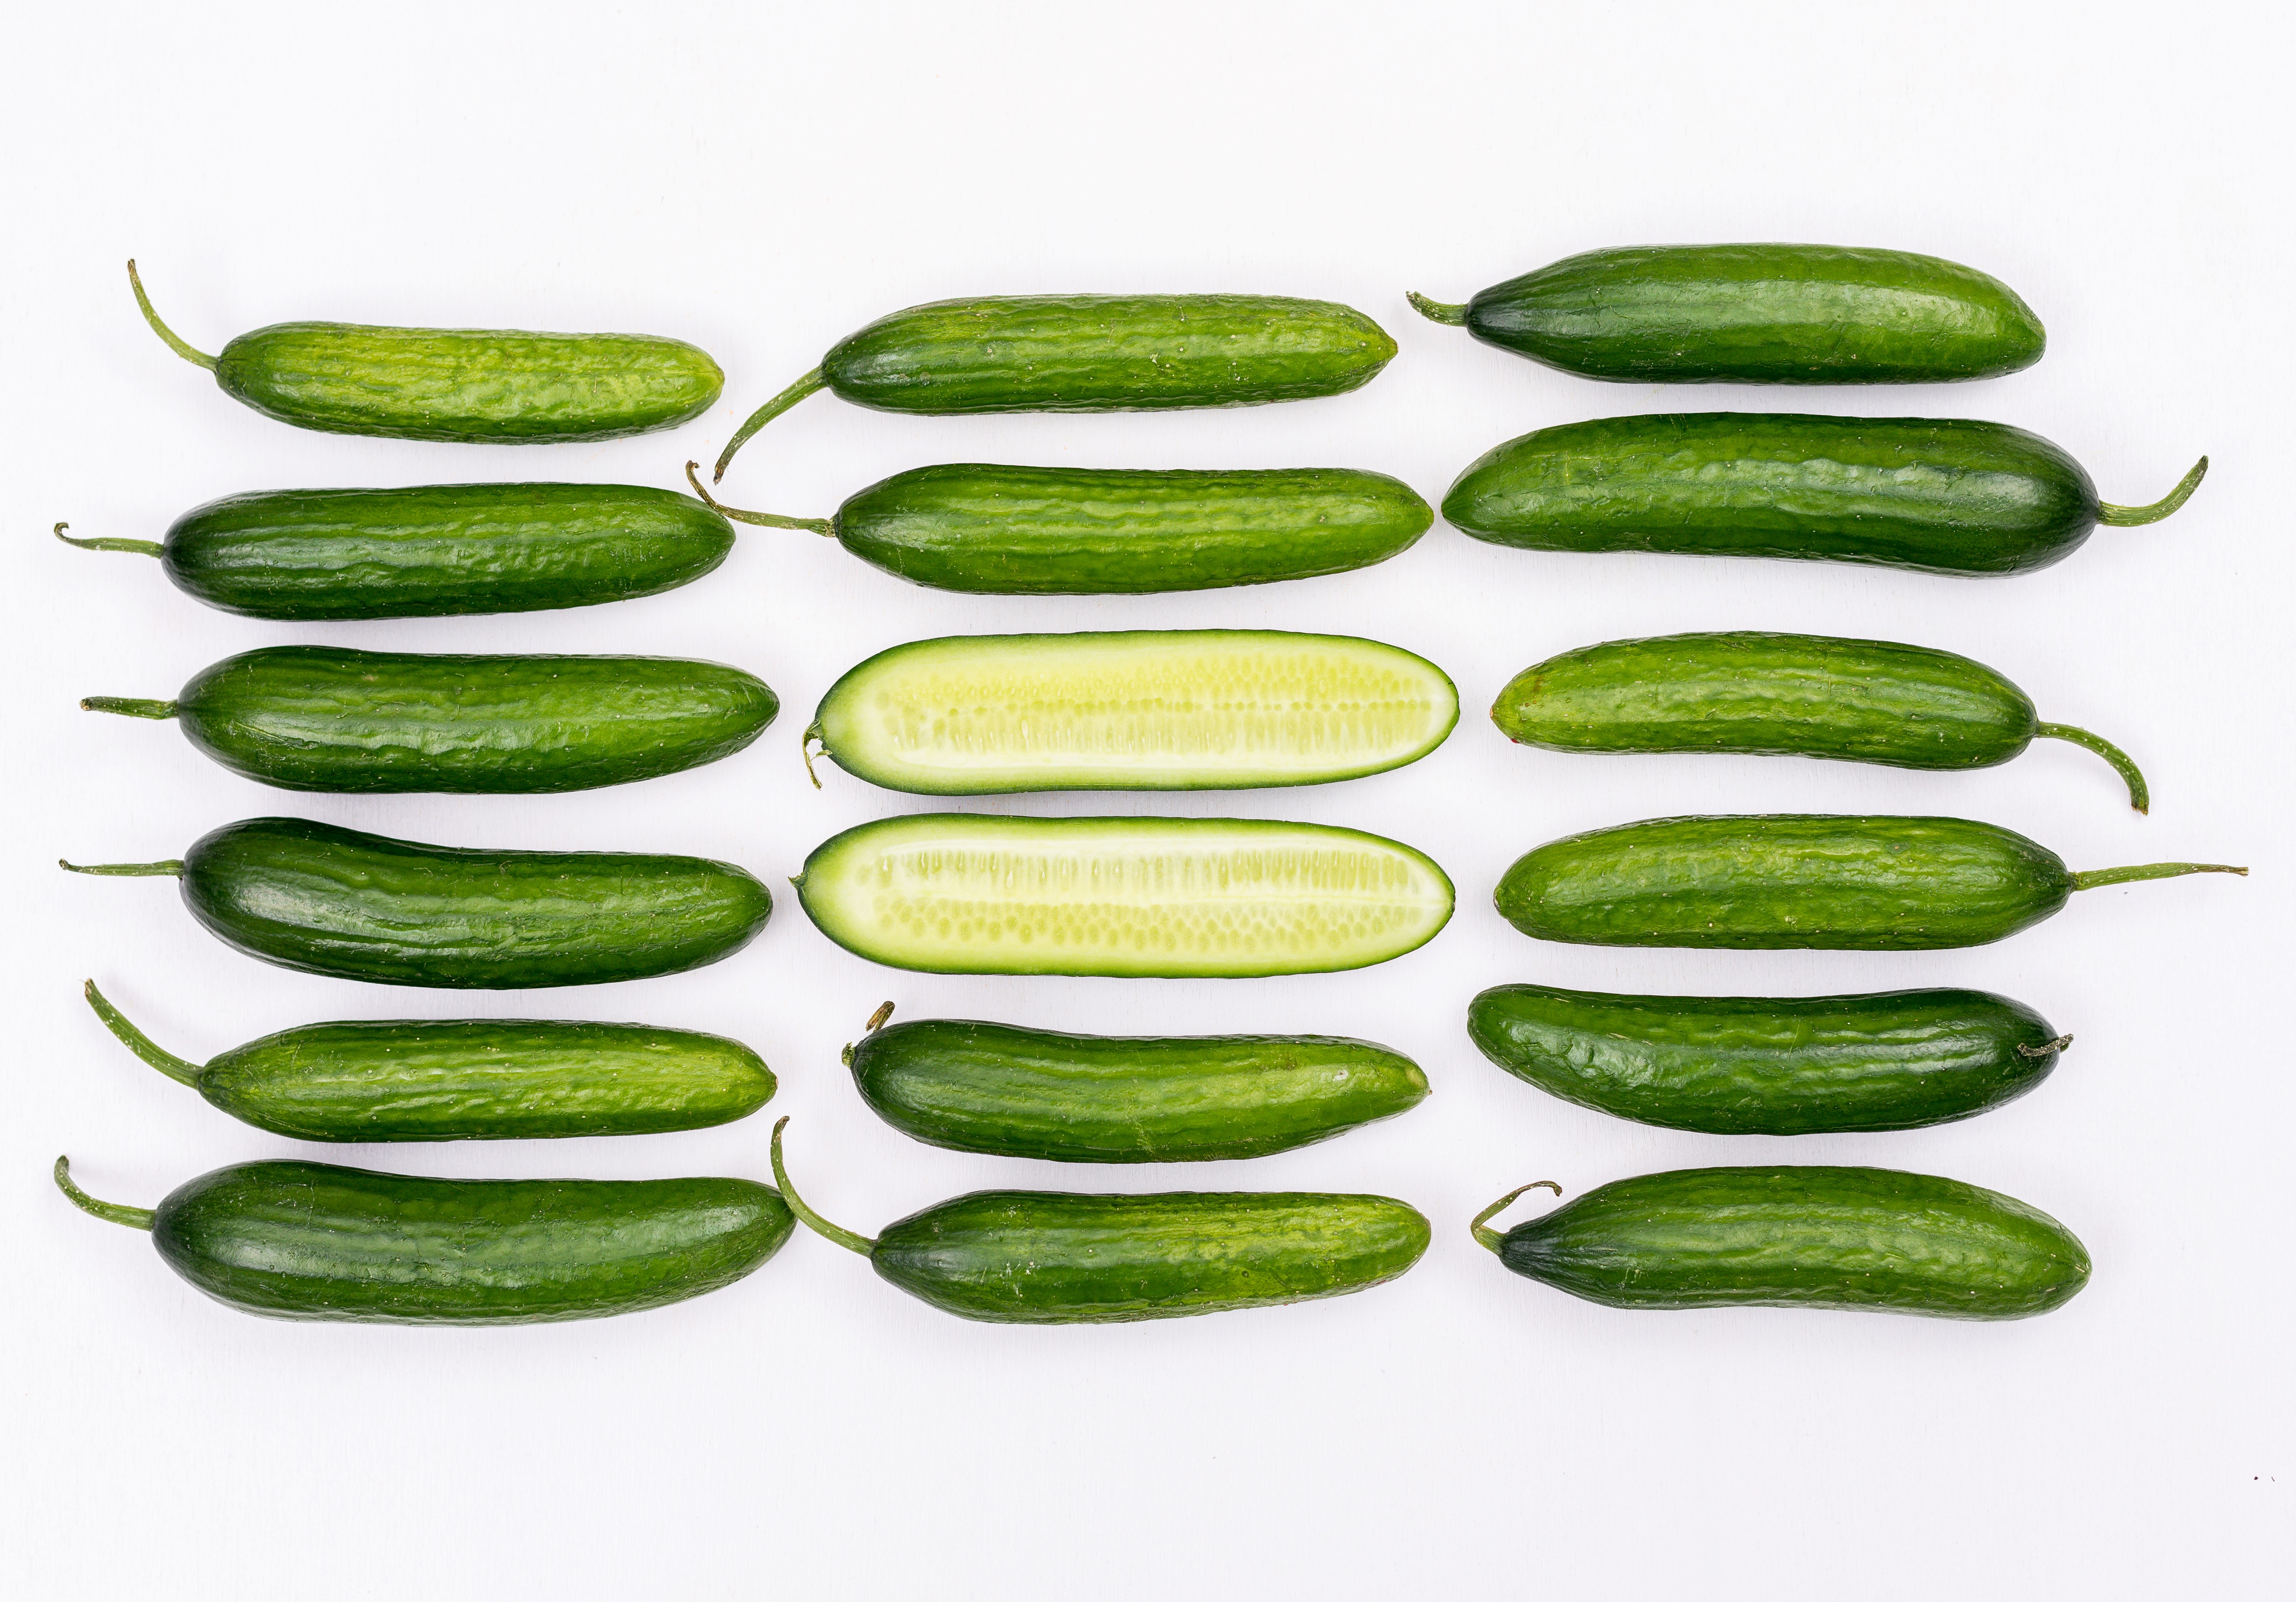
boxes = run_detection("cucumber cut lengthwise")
[810,630,1457,793]
[795,814,1454,977]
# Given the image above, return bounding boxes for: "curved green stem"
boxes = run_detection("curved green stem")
[1407,290,1470,326]
[711,367,828,482]
[54,1157,156,1231]
[1470,1180,1561,1252]
[127,260,218,370]
[684,461,834,535]
[2098,456,2207,526]
[2035,723,2149,813]
[768,1118,875,1256]
[59,858,183,877]
[82,980,203,1086]
[800,722,827,790]
[2071,861,2246,891]
[55,522,163,558]
[2017,1034,2074,1060]
[81,697,177,721]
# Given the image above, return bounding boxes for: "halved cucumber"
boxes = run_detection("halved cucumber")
[808,630,1458,794]
[795,814,1454,977]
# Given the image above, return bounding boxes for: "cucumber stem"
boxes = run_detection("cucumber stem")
[59,858,183,876]
[2070,861,2246,891]
[2097,456,2207,526]
[55,522,163,558]
[81,697,178,721]
[1406,291,1470,326]
[54,1157,156,1231]
[2017,1034,2074,1059]
[712,367,828,481]
[2034,723,2149,812]
[82,980,203,1086]
[1470,1180,1561,1252]
[768,1118,876,1256]
[800,723,826,790]
[864,1001,894,1033]
[685,461,834,536]
[127,260,219,370]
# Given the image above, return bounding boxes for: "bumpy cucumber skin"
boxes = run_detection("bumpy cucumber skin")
[198,1019,775,1141]
[822,295,1396,416]
[834,466,1432,594]
[848,1020,1428,1161]
[872,1190,1431,1323]
[151,1161,791,1323]
[1493,632,2036,769]
[1461,245,2045,383]
[1495,815,2072,951]
[1495,1166,2088,1319]
[180,818,772,988]
[1466,985,2060,1135]
[1444,415,2099,576]
[160,485,736,620]
[213,325,723,442]
[171,646,777,794]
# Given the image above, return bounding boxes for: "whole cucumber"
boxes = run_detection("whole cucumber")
[82,646,777,795]
[845,1006,1427,1161]
[1444,414,2205,576]
[1466,984,2066,1135]
[1493,631,2147,809]
[1495,814,2244,950]
[1473,1166,2089,1319]
[82,980,774,1141]
[56,484,737,620]
[131,261,721,442]
[55,1155,791,1323]
[62,817,772,988]
[771,1121,1428,1323]
[1410,244,2044,382]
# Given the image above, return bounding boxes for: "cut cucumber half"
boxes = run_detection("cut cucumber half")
[795,814,1454,977]
[807,630,1458,794]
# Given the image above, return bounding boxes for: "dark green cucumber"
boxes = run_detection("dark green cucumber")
[1493,632,2147,809]
[82,646,777,795]
[770,1122,1426,1323]
[55,1155,791,1323]
[131,261,720,442]
[1473,1166,2089,1319]
[56,485,736,620]
[692,463,1430,595]
[62,817,771,988]
[1444,414,2205,576]
[1410,244,2044,382]
[1467,984,2066,1135]
[1495,814,2244,950]
[844,1006,1427,1161]
[83,980,773,1141]
[711,293,1395,476]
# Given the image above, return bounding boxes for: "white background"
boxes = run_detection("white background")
[3,3,2288,1595]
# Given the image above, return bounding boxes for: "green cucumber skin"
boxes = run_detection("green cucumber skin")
[1444,414,2098,576]
[872,1190,1430,1323]
[1493,632,2035,769]
[822,295,1396,416]
[168,647,777,794]
[179,818,773,988]
[833,466,1432,594]
[151,1161,791,1323]
[159,485,736,621]
[1495,815,2071,951]
[1466,985,2060,1135]
[848,1020,1428,1162]
[1460,245,2044,383]
[214,324,723,443]
[1495,1166,2088,1319]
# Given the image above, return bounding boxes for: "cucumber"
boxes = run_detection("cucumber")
[1410,244,2044,383]
[710,293,1396,476]
[1493,632,2147,810]
[844,1004,1427,1161]
[55,484,736,620]
[130,261,720,442]
[82,646,777,795]
[689,463,1430,595]
[809,630,1456,793]
[82,980,773,1141]
[62,817,772,988]
[1443,414,2206,576]
[54,1155,791,1323]
[1467,984,2066,1135]
[1472,1166,2089,1319]
[770,1121,1427,1323]
[1495,814,2244,950]
[795,813,1453,978]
